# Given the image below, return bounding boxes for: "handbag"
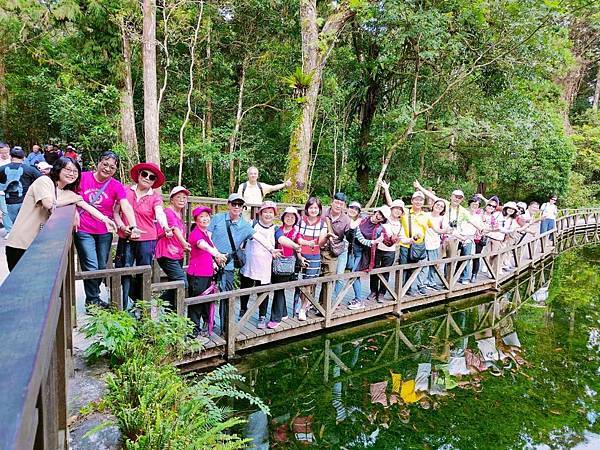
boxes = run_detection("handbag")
[225,219,246,269]
[408,211,427,262]
[272,255,297,276]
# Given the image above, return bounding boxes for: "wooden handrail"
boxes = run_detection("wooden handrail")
[0,206,76,450]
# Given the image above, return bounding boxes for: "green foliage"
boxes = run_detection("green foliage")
[1,0,599,205]
[81,306,137,365]
[83,301,269,449]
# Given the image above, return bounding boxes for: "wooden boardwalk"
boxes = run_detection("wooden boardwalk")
[173,209,600,369]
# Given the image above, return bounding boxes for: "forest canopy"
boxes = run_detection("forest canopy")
[0,0,599,206]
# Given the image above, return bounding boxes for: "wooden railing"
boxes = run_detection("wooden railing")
[183,208,600,358]
[0,206,76,450]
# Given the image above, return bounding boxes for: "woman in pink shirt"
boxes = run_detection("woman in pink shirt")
[114,162,171,309]
[74,151,139,309]
[187,206,228,340]
[155,186,192,310]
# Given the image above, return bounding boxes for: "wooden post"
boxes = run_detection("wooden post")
[142,270,152,302]
[176,285,186,317]
[394,268,403,316]
[324,280,332,328]
[111,275,123,310]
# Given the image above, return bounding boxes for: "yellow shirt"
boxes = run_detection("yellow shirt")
[399,209,432,248]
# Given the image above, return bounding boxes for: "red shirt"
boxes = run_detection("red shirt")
[187,227,216,277]
[118,185,163,241]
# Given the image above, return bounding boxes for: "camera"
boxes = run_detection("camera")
[449,220,458,228]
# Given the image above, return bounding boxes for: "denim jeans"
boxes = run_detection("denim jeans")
[334,249,349,296]
[6,202,22,226]
[114,238,157,309]
[348,250,363,299]
[74,231,114,306]
[426,248,444,288]
[458,241,474,282]
[400,246,428,294]
[0,195,12,232]
[370,250,395,296]
[540,218,556,242]
[157,257,187,310]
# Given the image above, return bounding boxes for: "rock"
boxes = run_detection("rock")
[69,413,121,450]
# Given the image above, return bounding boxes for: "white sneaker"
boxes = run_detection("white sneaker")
[298,309,307,321]
[348,299,365,310]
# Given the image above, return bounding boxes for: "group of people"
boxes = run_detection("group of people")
[0,142,81,238]
[1,147,560,343]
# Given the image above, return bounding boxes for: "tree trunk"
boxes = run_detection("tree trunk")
[178,1,203,185]
[142,0,160,165]
[0,51,7,140]
[593,64,600,111]
[285,1,355,200]
[557,56,588,134]
[228,62,246,192]
[119,18,139,170]
[205,18,214,196]
[357,80,378,194]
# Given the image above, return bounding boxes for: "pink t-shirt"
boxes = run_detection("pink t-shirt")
[118,186,163,241]
[155,208,186,260]
[77,171,126,234]
[187,227,215,277]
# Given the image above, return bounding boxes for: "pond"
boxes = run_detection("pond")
[234,246,600,449]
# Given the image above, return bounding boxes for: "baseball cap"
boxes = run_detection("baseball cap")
[452,189,465,197]
[227,193,245,204]
[169,185,190,198]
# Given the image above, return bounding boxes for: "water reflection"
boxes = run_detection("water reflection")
[236,248,600,449]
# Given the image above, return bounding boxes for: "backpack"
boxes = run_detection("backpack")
[1,165,24,198]
[241,182,264,199]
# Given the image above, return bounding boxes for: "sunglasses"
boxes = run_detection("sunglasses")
[230,202,244,208]
[140,170,157,181]
[487,203,497,208]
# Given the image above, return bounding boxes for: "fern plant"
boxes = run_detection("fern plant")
[85,298,269,449]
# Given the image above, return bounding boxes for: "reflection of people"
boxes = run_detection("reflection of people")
[237,166,292,205]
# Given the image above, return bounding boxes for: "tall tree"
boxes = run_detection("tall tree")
[285,0,355,200]
[142,0,160,164]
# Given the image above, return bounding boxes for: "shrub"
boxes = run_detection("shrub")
[83,300,269,449]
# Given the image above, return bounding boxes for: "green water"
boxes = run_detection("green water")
[235,246,600,449]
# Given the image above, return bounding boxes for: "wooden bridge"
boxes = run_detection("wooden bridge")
[237,264,551,390]
[0,206,598,449]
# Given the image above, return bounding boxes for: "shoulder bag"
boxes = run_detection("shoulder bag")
[408,212,427,262]
[225,218,246,269]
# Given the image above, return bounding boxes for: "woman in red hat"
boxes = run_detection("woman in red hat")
[114,162,171,308]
